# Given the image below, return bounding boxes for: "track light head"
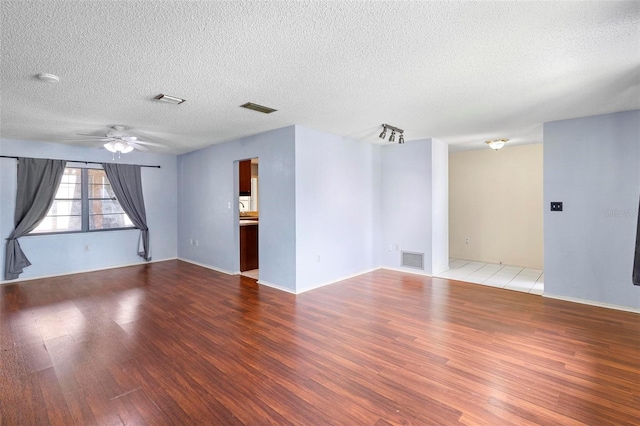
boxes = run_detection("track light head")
[379,124,405,144]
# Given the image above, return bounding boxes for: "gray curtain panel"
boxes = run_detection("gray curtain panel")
[634,195,640,286]
[4,157,66,280]
[102,163,151,261]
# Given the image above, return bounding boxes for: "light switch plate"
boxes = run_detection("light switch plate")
[550,202,563,212]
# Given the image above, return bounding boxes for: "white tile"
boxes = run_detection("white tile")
[520,268,543,277]
[483,276,511,287]
[529,283,544,295]
[505,279,535,293]
[482,279,508,288]
[439,261,543,295]
[493,272,519,280]
[448,260,470,269]
[477,264,503,273]
[467,272,493,280]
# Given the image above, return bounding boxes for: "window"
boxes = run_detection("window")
[31,168,133,234]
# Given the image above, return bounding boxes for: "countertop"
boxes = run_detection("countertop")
[239,219,259,226]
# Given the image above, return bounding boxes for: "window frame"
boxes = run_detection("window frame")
[28,167,136,236]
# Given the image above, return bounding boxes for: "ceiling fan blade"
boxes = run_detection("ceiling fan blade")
[63,138,111,142]
[131,140,165,147]
[129,142,149,151]
[77,133,110,139]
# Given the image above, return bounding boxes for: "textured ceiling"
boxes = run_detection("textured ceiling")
[1,1,639,155]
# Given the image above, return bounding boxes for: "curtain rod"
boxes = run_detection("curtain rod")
[0,155,161,169]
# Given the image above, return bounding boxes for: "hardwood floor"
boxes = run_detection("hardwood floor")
[1,260,639,425]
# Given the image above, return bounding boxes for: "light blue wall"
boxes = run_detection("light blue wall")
[380,139,434,274]
[294,126,381,292]
[431,138,449,274]
[0,138,178,282]
[177,126,296,292]
[544,110,640,309]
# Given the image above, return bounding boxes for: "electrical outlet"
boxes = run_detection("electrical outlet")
[195,240,199,246]
[550,201,563,212]
[84,245,90,251]
[387,244,392,252]
[190,239,194,245]
[465,237,469,244]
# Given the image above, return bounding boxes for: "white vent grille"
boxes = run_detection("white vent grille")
[401,251,424,270]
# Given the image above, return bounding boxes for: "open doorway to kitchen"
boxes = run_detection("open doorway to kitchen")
[238,158,259,279]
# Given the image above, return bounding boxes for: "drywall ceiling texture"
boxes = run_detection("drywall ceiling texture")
[1,1,639,154]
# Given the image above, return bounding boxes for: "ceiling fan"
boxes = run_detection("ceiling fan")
[67,125,166,155]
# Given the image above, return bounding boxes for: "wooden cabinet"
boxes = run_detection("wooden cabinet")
[240,224,259,271]
[239,160,251,195]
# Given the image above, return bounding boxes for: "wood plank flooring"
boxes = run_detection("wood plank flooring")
[1,260,639,425]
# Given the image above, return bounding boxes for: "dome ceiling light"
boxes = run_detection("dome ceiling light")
[486,139,509,151]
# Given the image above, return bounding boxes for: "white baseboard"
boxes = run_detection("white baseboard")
[295,267,381,294]
[0,257,178,285]
[543,293,640,314]
[176,258,235,276]
[256,279,297,294]
[381,266,433,277]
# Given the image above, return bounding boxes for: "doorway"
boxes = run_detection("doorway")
[238,158,259,279]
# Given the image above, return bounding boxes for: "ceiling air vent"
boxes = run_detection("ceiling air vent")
[154,94,186,104]
[401,251,424,270]
[240,102,277,114]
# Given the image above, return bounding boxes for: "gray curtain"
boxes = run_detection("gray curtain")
[634,195,640,286]
[4,158,66,280]
[102,163,151,261]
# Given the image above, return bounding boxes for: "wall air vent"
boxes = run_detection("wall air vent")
[240,102,277,114]
[401,251,424,270]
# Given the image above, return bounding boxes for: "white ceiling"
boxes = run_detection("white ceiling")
[1,1,639,155]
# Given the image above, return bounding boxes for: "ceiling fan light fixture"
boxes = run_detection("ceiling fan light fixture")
[154,93,186,104]
[104,141,134,154]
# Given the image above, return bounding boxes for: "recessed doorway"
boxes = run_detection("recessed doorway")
[238,157,259,279]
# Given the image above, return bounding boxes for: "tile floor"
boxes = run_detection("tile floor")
[436,259,544,295]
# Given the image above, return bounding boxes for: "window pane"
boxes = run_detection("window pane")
[56,168,82,198]
[28,167,135,234]
[90,199,126,215]
[32,199,83,233]
[88,169,117,198]
[90,213,133,230]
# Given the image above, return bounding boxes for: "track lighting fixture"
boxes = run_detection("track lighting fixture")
[378,124,404,144]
